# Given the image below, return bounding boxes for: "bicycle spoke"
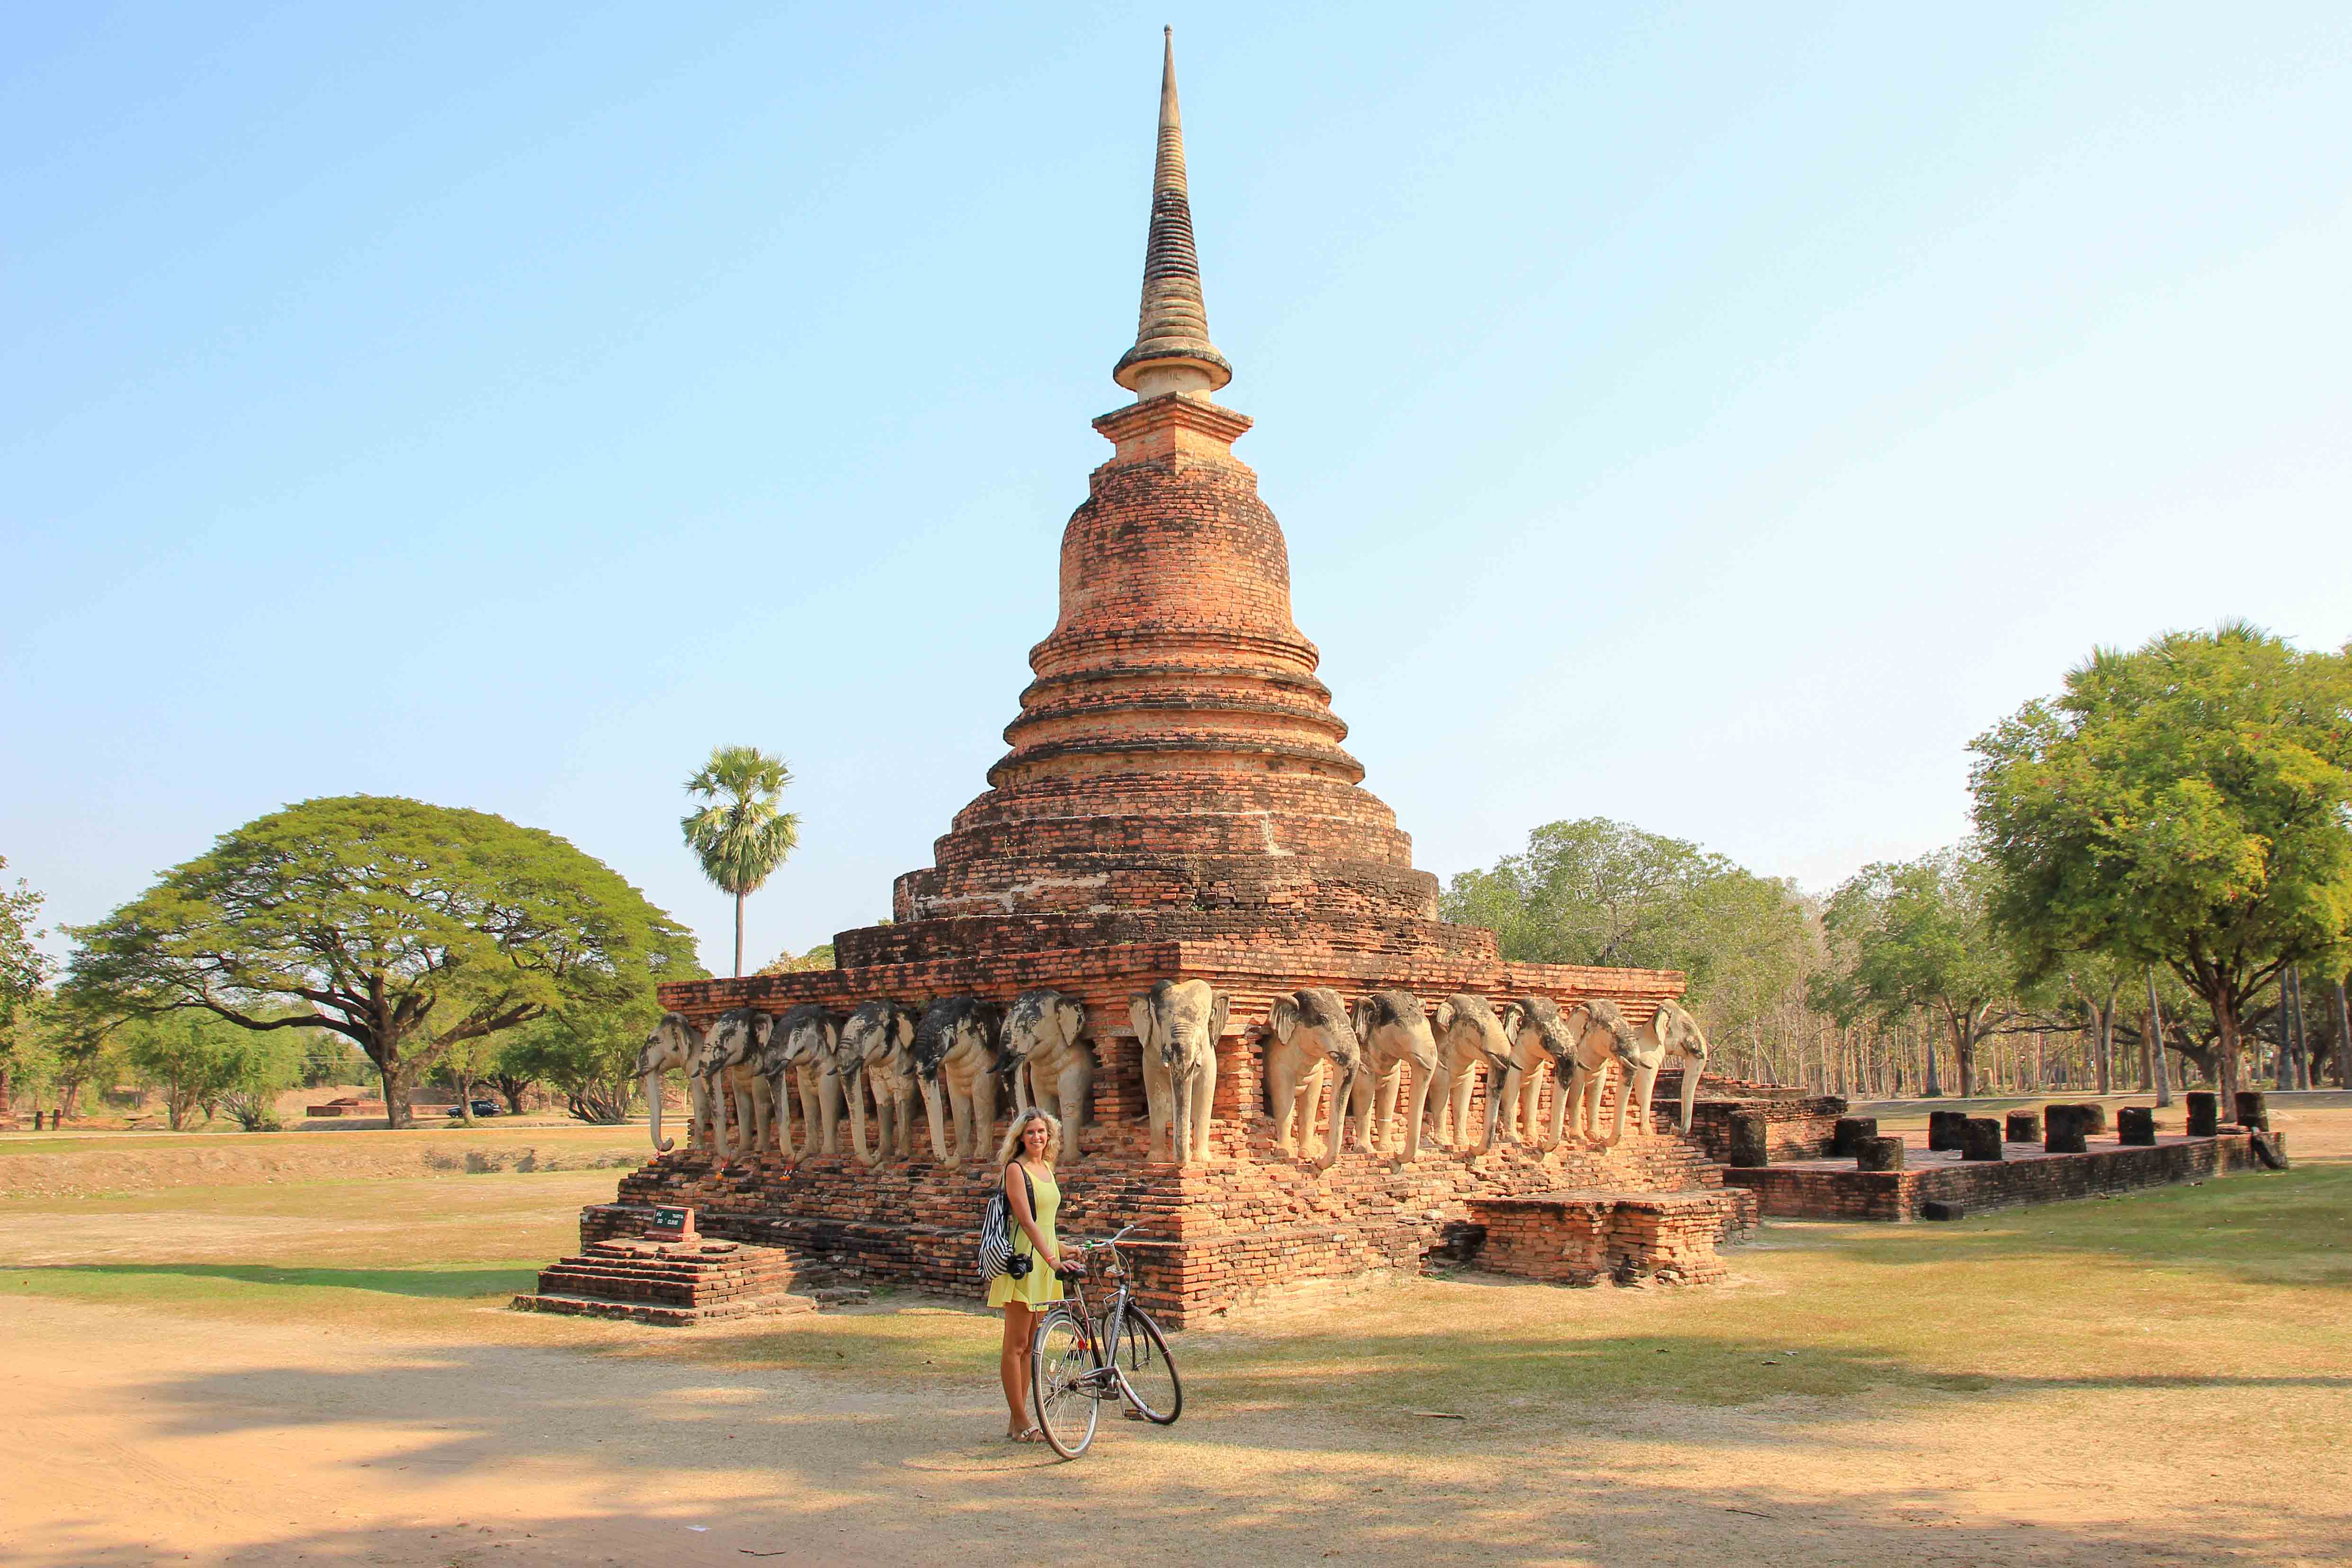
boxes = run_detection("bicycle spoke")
[1110,1306,1183,1425]
[1030,1309,1100,1459]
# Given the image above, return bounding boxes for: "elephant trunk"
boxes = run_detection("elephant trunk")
[849,1065,876,1166]
[1317,1066,1348,1171]
[706,1073,731,1165]
[1677,1055,1701,1134]
[1171,1059,1191,1166]
[922,1075,952,1165]
[1402,1064,1429,1162]
[646,1067,671,1153]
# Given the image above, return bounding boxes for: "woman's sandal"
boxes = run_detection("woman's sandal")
[1008,1425,1045,1444]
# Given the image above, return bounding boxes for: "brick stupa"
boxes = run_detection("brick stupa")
[605,34,1747,1325]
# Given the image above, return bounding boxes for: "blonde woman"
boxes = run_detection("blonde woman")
[991,1106,1066,1442]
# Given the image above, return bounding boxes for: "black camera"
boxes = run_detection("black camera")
[1006,1252,1032,1279]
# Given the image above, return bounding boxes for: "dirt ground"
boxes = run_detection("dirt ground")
[1,1101,2347,1567]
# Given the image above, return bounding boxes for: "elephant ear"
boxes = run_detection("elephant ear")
[1498,1001,1525,1039]
[1128,995,1158,1053]
[1350,996,1373,1042]
[1432,998,1457,1036]
[1269,993,1302,1043]
[1209,992,1230,1044]
[1057,995,1087,1048]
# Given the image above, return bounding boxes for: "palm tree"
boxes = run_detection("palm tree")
[680,745,801,977]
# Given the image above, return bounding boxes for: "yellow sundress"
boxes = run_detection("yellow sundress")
[985,1162,1064,1308]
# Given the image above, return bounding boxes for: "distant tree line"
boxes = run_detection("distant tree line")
[1446,626,2352,1101]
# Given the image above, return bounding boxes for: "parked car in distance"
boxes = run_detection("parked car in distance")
[444,1099,502,1118]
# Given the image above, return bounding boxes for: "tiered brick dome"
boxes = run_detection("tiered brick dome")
[837,34,1470,969]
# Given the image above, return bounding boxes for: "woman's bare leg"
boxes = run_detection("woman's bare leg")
[1000,1301,1035,1434]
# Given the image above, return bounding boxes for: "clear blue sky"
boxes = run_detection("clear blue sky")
[6,3,2348,975]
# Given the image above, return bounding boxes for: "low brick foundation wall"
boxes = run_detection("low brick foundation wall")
[515,1236,820,1326]
[1685,1094,1846,1164]
[1722,1130,2275,1221]
[1464,1189,1753,1287]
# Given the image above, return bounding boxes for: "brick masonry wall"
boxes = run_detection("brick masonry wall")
[1466,1192,1750,1287]
[1723,1130,2275,1221]
[1684,1093,1847,1163]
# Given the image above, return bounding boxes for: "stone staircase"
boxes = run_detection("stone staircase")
[512,1236,856,1326]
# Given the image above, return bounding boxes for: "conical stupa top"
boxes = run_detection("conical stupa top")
[1112,29,1233,398]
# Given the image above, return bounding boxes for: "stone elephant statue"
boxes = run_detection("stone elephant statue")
[638,1012,708,1154]
[1352,990,1437,1163]
[1502,996,1578,1149]
[1625,999,1711,1139]
[1130,979,1227,1165]
[700,1007,776,1165]
[912,995,1002,1167]
[760,1004,843,1161]
[1428,994,1523,1152]
[1557,998,1640,1147]
[841,999,921,1165]
[998,988,1092,1160]
[1265,987,1368,1169]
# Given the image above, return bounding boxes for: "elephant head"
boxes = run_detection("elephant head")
[1268,986,1360,1169]
[841,999,917,1165]
[1432,993,1512,1150]
[1650,999,1711,1133]
[638,1012,705,1153]
[1130,979,1228,1165]
[997,988,1071,1101]
[767,1004,840,1158]
[912,995,998,1166]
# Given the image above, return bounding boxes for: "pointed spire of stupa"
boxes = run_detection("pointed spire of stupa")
[1112,28,1233,399]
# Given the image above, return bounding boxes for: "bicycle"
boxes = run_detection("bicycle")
[1027,1224,1182,1459]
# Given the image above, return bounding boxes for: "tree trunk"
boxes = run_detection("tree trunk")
[2285,966,2308,1091]
[2336,977,2351,1091]
[1923,1017,1942,1098]
[2214,1002,2242,1108]
[379,1057,411,1130]
[733,892,745,979]
[2094,1009,2113,1093]
[2147,970,2173,1106]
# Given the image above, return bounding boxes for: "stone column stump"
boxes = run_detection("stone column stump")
[2117,1106,2157,1146]
[1833,1116,1878,1157]
[2051,1101,2108,1134]
[1927,1109,1967,1151]
[1856,1135,1906,1172]
[1960,1117,2005,1161]
[2185,1091,2220,1136]
[2234,1091,2270,1130]
[1727,1111,1771,1168]
[2004,1110,2041,1143]
[2044,1104,2090,1154]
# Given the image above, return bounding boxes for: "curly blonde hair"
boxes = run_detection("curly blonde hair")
[997,1106,1062,1169]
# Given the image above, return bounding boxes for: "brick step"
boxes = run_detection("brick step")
[510,1290,819,1326]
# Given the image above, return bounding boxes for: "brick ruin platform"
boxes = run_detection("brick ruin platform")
[1724,1128,2282,1222]
[577,41,1754,1328]
[513,1237,825,1326]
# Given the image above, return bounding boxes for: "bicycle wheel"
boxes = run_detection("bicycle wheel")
[1030,1307,1100,1459]
[1110,1305,1182,1425]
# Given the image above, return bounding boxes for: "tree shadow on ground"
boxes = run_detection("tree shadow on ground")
[30,1328,2349,1568]
[0,1262,532,1301]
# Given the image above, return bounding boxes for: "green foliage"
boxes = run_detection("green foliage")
[1441,818,1817,1042]
[63,796,700,1128]
[0,855,53,1035]
[1970,623,2352,1093]
[759,941,836,975]
[497,1002,654,1124]
[1813,847,2025,1096]
[681,744,801,977]
[121,1012,299,1131]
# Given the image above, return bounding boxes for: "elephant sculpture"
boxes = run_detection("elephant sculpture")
[638,1012,709,1154]
[912,995,1002,1167]
[998,988,1092,1160]
[841,999,921,1165]
[1352,990,1437,1163]
[1130,979,1227,1165]
[1623,999,1711,1139]
[1428,994,1524,1151]
[1502,996,1578,1148]
[761,1004,843,1160]
[700,1007,777,1163]
[1265,987,1368,1169]
[1556,998,1641,1147]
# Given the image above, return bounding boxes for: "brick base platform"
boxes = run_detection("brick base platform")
[1723,1129,2279,1221]
[591,1095,1753,1326]
[1461,1189,1753,1287]
[511,1238,821,1326]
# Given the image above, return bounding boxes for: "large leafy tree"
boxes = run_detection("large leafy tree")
[680,745,801,978]
[1,857,55,1120]
[1970,625,2352,1103]
[63,796,699,1128]
[1813,846,2025,1098]
[1443,818,1816,1043]
[497,1001,655,1124]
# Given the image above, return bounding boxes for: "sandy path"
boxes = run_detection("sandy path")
[2,1292,2346,1568]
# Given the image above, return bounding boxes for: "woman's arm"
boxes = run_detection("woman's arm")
[1003,1164,1059,1271]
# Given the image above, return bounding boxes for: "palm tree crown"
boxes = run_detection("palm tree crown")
[680,744,801,977]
